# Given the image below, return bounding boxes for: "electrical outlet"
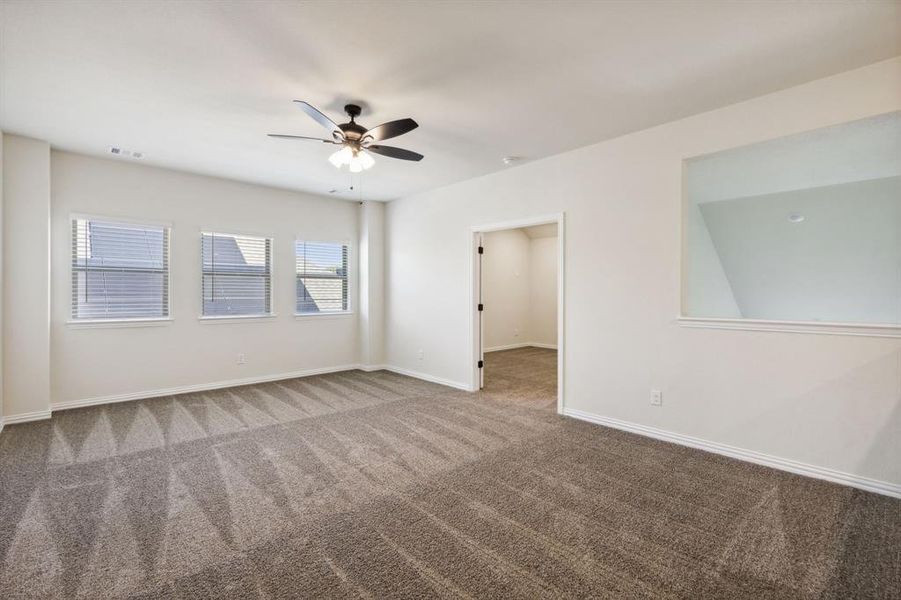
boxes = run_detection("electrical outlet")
[237,353,246,365]
[650,390,662,406]
[514,328,520,338]
[417,349,424,361]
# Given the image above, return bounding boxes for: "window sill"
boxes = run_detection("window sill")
[199,314,277,323]
[677,316,901,338]
[67,317,173,329]
[294,311,354,321]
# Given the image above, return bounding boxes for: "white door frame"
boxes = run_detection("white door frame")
[469,213,565,414]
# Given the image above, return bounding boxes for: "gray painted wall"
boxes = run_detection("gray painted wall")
[701,176,901,324]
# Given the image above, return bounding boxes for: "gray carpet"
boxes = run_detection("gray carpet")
[0,348,898,599]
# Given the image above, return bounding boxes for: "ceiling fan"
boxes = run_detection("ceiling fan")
[269,101,423,172]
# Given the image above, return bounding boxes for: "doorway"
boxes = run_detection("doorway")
[471,214,564,414]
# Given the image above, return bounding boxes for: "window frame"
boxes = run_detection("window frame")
[294,239,353,317]
[68,213,173,326]
[199,229,275,320]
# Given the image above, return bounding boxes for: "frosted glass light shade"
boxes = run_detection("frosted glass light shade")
[328,146,354,168]
[328,146,374,171]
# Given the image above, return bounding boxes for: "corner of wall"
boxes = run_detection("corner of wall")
[1,134,52,421]
[359,200,386,368]
[0,128,4,422]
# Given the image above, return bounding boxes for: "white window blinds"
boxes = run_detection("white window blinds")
[71,218,170,320]
[202,232,272,317]
[295,241,349,314]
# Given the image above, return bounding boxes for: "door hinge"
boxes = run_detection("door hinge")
[478,360,484,368]
[478,246,484,254]
[477,303,483,311]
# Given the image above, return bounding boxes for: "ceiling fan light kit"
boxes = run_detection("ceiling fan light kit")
[270,102,423,172]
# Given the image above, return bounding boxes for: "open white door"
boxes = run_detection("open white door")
[470,213,564,412]
[476,233,484,389]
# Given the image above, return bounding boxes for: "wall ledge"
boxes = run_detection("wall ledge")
[563,407,901,499]
[678,316,901,338]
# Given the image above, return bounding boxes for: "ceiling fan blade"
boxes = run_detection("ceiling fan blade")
[362,118,418,143]
[367,145,424,161]
[293,100,344,140]
[268,134,337,143]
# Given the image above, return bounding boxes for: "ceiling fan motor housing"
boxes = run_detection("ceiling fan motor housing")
[340,104,367,143]
[340,122,367,141]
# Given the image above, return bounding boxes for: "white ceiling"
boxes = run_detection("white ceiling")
[1,1,899,201]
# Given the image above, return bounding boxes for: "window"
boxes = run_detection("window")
[295,241,349,314]
[682,111,901,334]
[71,217,169,320]
[202,232,272,317]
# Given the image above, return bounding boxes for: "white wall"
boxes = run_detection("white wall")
[528,236,557,347]
[48,152,360,408]
[385,57,901,486]
[482,229,531,350]
[0,131,4,422]
[481,229,558,351]
[359,200,385,367]
[685,204,742,318]
[2,135,52,418]
[700,177,901,323]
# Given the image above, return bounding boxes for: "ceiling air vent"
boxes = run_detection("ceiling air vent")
[109,146,144,159]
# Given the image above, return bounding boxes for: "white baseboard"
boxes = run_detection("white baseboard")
[380,365,473,391]
[2,409,53,425]
[5,361,470,421]
[349,363,472,391]
[563,408,901,499]
[51,364,362,412]
[1,362,471,428]
[485,342,557,352]
[485,342,531,352]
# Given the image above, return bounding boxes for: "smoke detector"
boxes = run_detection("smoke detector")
[502,156,521,165]
[109,146,144,159]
